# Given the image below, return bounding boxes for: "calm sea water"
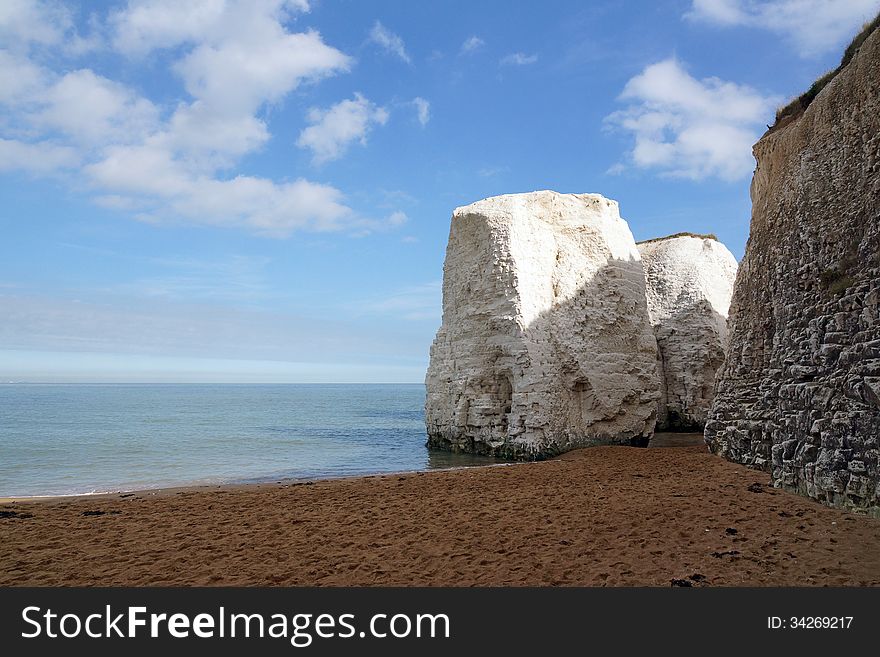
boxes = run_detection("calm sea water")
[0,384,497,498]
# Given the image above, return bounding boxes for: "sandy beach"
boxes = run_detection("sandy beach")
[2,437,879,587]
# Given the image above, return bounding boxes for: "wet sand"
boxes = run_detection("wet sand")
[2,436,879,586]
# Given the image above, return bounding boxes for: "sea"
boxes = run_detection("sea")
[0,383,498,498]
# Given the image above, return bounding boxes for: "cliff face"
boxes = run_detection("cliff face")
[705,26,880,515]
[638,236,738,430]
[425,191,658,459]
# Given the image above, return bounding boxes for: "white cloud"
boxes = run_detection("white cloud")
[0,1,412,237]
[0,50,47,105]
[0,0,71,50]
[387,210,408,226]
[84,141,193,197]
[688,0,748,23]
[35,69,160,145]
[174,29,349,116]
[112,1,350,115]
[0,0,101,55]
[686,0,880,56]
[368,20,411,63]
[161,101,269,170]
[176,177,351,236]
[111,0,230,54]
[297,94,389,165]
[411,97,430,126]
[605,58,779,181]
[111,0,310,55]
[460,35,485,54]
[0,138,80,174]
[85,144,352,235]
[500,52,538,66]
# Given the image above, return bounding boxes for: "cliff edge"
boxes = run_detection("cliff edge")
[705,21,880,515]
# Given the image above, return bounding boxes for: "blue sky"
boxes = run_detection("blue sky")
[1,0,878,382]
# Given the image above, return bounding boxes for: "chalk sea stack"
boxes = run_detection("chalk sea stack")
[705,20,880,515]
[425,191,658,459]
[638,234,738,430]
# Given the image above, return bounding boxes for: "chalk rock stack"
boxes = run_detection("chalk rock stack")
[425,191,658,458]
[705,23,880,515]
[638,235,738,429]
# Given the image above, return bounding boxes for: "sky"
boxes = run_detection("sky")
[1,0,878,383]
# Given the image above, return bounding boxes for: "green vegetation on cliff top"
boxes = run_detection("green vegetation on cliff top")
[637,232,719,245]
[772,12,880,130]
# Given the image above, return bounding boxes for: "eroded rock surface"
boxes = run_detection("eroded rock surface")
[705,25,880,515]
[638,235,738,429]
[425,191,658,458]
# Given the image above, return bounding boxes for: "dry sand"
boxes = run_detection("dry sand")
[2,437,879,586]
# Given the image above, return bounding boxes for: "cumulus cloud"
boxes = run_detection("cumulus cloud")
[0,138,80,174]
[686,0,880,56]
[460,35,485,54]
[173,30,349,116]
[0,0,102,55]
[0,0,409,237]
[297,94,389,165]
[35,69,160,145]
[110,0,311,55]
[110,1,351,117]
[605,58,779,181]
[368,20,410,63]
[161,101,270,170]
[0,49,47,104]
[411,97,430,126]
[83,140,352,235]
[0,0,73,50]
[500,52,538,66]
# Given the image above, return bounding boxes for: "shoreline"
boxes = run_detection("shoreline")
[0,431,703,505]
[4,439,880,586]
[0,461,521,506]
[0,432,702,505]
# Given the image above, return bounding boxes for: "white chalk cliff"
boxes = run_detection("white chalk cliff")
[638,235,738,429]
[425,191,658,458]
